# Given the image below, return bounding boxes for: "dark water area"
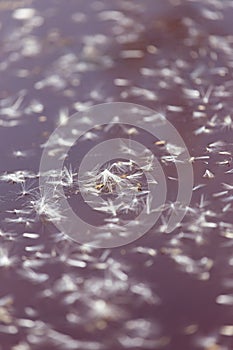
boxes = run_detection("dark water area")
[0,0,233,349]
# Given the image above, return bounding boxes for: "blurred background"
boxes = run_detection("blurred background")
[0,0,232,349]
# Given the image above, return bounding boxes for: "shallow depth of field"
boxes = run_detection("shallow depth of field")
[0,0,233,349]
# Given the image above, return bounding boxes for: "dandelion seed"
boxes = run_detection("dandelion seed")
[183,88,200,99]
[120,50,144,59]
[81,131,98,141]
[15,180,37,199]
[133,246,157,256]
[193,184,206,191]
[212,191,228,198]
[0,119,22,127]
[61,166,77,187]
[131,283,160,304]
[203,169,215,178]
[73,101,93,112]
[201,8,223,21]
[23,233,40,239]
[194,125,212,135]
[114,78,130,86]
[58,108,69,126]
[191,156,210,161]
[12,8,36,20]
[154,141,166,150]
[0,324,18,334]
[220,325,233,336]
[222,203,231,213]
[167,105,184,112]
[200,85,213,103]
[165,143,185,156]
[29,191,65,223]
[130,86,157,100]
[0,171,26,184]
[216,294,233,305]
[0,229,17,240]
[193,111,206,118]
[18,268,49,284]
[7,208,32,216]
[221,194,233,203]
[0,90,26,118]
[207,140,227,152]
[0,247,17,268]
[25,245,44,252]
[4,217,34,225]
[66,259,86,268]
[12,150,32,158]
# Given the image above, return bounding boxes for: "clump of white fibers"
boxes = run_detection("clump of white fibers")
[79,159,150,220]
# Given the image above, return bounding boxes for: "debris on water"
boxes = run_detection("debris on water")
[0,0,233,349]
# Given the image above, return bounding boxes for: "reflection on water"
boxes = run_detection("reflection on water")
[0,0,233,349]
